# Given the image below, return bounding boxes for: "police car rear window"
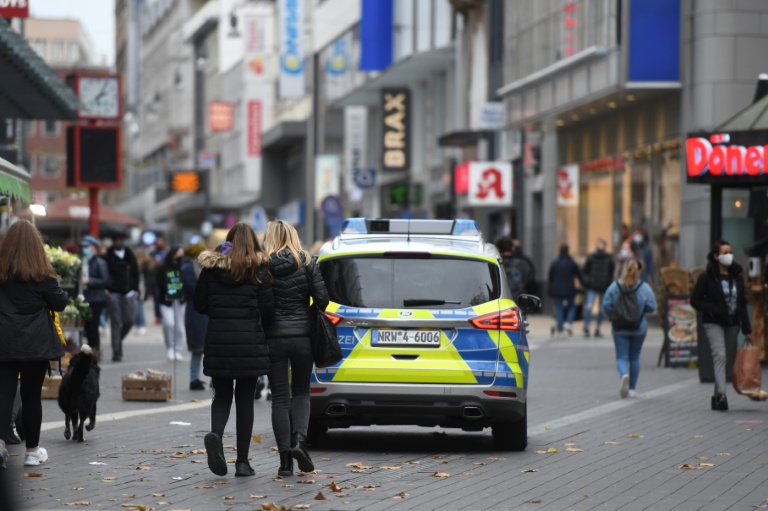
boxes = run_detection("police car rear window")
[319,256,500,309]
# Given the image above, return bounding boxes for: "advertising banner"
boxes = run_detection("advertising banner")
[468,162,513,207]
[381,88,410,172]
[324,31,353,102]
[278,0,305,98]
[247,100,262,156]
[664,295,698,367]
[244,9,273,85]
[344,106,367,196]
[314,155,340,209]
[557,163,579,207]
[208,101,234,132]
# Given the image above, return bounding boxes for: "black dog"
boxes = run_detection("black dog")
[57,345,101,442]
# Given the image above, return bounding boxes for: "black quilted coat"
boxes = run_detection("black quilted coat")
[193,250,274,378]
[265,251,329,339]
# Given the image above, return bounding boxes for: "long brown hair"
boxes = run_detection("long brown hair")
[0,220,57,284]
[226,222,268,284]
[621,259,641,289]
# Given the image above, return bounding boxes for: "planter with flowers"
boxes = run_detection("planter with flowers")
[59,295,92,329]
[45,245,82,287]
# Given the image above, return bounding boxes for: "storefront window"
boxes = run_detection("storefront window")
[722,189,755,269]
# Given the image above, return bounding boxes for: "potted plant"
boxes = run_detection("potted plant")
[44,245,82,286]
[59,295,93,328]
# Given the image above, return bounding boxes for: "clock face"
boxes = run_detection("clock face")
[79,77,120,119]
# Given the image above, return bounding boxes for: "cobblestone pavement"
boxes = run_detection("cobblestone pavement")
[4,309,768,511]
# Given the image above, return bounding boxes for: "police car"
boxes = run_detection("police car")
[310,218,540,450]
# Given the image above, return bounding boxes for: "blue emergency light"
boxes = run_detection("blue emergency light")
[340,218,481,237]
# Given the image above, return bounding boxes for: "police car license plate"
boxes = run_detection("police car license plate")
[372,329,441,347]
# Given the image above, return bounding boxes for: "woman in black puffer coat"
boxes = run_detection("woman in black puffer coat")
[193,223,273,478]
[264,220,329,477]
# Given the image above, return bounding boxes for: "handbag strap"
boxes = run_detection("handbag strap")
[304,257,316,304]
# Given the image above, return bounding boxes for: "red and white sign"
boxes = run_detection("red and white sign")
[208,101,234,132]
[686,136,768,177]
[454,160,473,195]
[0,0,29,19]
[557,164,579,207]
[247,100,262,156]
[468,161,512,207]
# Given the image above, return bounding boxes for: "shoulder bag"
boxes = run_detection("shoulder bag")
[305,259,342,368]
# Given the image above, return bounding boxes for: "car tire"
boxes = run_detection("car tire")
[307,420,328,446]
[491,406,527,451]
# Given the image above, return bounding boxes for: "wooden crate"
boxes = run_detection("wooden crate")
[122,376,172,401]
[41,375,62,399]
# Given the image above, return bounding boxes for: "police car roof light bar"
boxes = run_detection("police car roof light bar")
[340,218,482,239]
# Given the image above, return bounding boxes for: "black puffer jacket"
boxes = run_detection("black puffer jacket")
[583,250,615,292]
[193,250,274,378]
[0,278,68,362]
[265,251,329,338]
[691,262,751,335]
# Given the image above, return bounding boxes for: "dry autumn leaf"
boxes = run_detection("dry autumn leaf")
[522,469,539,473]
[281,484,294,488]
[261,504,278,511]
[295,506,311,509]
[314,491,327,500]
[487,457,506,461]
[329,482,342,492]
[694,435,704,438]
[547,448,558,453]
[380,466,401,470]
[157,503,172,506]
[335,493,349,498]
[270,446,279,452]
[430,455,447,459]
[393,492,409,499]
[694,456,709,460]
[531,499,542,504]
[432,472,450,477]
[136,467,151,471]
[23,473,43,477]
[678,464,701,470]
[101,477,117,482]
[628,434,644,439]
[223,496,234,500]
[473,462,487,466]
[345,462,372,469]
[566,448,584,452]
[212,481,231,485]
[562,442,576,447]
[192,485,215,489]
[72,487,86,491]
[604,441,620,445]
[351,469,367,473]
[252,434,262,444]
[249,494,267,499]
[699,463,715,467]
[535,450,548,454]
[122,495,136,498]
[151,494,164,498]
[321,458,331,461]
[405,461,420,465]
[63,503,91,507]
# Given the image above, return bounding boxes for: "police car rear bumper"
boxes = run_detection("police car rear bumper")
[309,382,526,429]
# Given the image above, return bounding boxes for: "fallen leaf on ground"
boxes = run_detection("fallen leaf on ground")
[488,457,506,461]
[321,458,331,461]
[212,481,231,485]
[190,449,206,455]
[535,450,548,454]
[136,467,151,471]
[546,448,558,453]
[156,503,172,506]
[271,446,279,452]
[314,491,327,500]
[151,494,165,498]
[405,461,419,465]
[699,463,715,467]
[63,503,91,506]
[249,494,267,499]
[252,434,262,444]
[295,506,311,509]
[604,441,620,445]
[23,473,43,477]
[190,399,201,403]
[432,472,450,477]
[429,455,446,459]
[281,484,294,488]
[473,462,487,466]
[122,495,136,499]
[694,456,709,460]
[345,461,371,469]
[223,496,234,500]
[329,482,342,492]
[566,448,584,452]
[72,487,85,491]
[169,453,187,459]
[694,435,704,438]
[628,434,644,439]
[678,464,701,470]
[716,453,731,456]
[192,486,215,489]
[351,469,367,473]
[522,469,539,473]
[562,443,576,446]
[261,504,278,511]
[190,460,201,464]
[531,500,542,503]
[173,445,193,448]
[380,466,401,470]
[393,492,409,499]
[101,477,117,482]
[335,493,349,498]
[297,480,315,484]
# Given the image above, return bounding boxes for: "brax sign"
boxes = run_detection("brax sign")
[0,0,29,18]
[686,131,768,185]
[381,88,410,171]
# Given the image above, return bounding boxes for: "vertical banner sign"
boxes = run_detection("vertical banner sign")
[278,0,305,98]
[556,164,579,207]
[381,88,410,172]
[344,106,368,195]
[244,10,272,85]
[247,100,262,156]
[314,155,340,209]
[468,162,513,207]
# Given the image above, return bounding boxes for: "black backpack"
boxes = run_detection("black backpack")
[610,283,642,330]
[502,258,525,295]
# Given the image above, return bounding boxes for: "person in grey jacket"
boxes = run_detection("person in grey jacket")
[602,259,657,399]
[81,235,109,360]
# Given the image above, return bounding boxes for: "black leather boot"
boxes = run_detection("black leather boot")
[291,433,315,473]
[235,459,255,477]
[278,450,293,477]
[711,393,729,411]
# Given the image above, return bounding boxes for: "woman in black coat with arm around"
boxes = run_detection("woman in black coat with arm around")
[264,220,329,477]
[193,223,274,478]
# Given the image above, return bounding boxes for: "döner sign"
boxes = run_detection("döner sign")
[382,88,410,171]
[686,137,767,177]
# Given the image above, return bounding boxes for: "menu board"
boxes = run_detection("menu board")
[665,295,698,367]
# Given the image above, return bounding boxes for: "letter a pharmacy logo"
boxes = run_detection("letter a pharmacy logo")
[468,162,513,207]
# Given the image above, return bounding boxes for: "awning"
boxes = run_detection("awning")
[0,19,79,120]
[0,156,32,202]
[19,196,141,226]
[717,93,768,131]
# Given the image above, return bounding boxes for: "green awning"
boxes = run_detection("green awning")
[0,19,79,120]
[0,156,32,203]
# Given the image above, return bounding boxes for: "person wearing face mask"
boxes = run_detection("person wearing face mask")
[104,233,140,362]
[631,231,655,285]
[691,240,752,411]
[81,236,110,361]
[614,241,635,281]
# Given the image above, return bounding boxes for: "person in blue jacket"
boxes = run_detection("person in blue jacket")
[548,244,583,337]
[602,259,657,398]
[180,242,208,390]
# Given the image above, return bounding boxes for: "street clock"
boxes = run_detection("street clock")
[69,74,122,121]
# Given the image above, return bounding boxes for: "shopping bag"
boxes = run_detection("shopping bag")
[733,341,764,400]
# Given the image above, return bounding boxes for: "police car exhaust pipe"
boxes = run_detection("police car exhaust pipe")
[326,404,347,416]
[463,406,484,419]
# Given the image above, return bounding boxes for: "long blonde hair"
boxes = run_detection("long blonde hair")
[621,259,641,289]
[265,220,311,267]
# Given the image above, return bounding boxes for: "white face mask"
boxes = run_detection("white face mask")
[633,234,643,244]
[620,249,631,258]
[718,254,734,267]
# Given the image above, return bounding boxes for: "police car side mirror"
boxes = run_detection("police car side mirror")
[516,294,542,314]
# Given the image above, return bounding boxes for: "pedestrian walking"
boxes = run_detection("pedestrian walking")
[104,234,140,362]
[134,247,155,336]
[193,223,274,477]
[613,240,635,281]
[496,236,535,299]
[602,259,657,398]
[181,241,208,391]
[632,230,655,285]
[151,238,167,325]
[157,246,186,362]
[690,240,752,411]
[264,220,330,476]
[0,220,68,470]
[513,239,537,295]
[582,238,615,338]
[548,244,582,337]
[80,235,109,361]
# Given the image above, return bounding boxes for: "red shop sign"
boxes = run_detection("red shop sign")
[687,136,767,177]
[0,0,29,19]
[208,101,234,132]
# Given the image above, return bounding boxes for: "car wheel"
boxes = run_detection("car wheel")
[307,420,328,446]
[491,406,527,451]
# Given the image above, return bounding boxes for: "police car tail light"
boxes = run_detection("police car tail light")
[469,308,522,331]
[324,311,344,326]
[310,387,327,394]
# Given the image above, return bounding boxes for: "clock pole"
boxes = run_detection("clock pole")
[89,187,99,238]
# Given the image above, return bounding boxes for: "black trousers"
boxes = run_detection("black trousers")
[210,377,259,461]
[0,361,49,448]
[84,302,105,351]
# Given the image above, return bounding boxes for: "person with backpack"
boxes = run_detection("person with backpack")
[602,259,657,398]
[690,240,752,411]
[582,238,615,338]
[548,244,583,337]
[496,236,527,299]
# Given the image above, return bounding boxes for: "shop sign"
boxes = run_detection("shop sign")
[557,164,579,207]
[314,154,340,208]
[354,168,376,189]
[344,106,368,193]
[247,100,262,156]
[580,155,624,173]
[475,102,505,131]
[468,162,513,207]
[278,0,305,98]
[687,136,768,179]
[169,171,201,193]
[0,0,29,19]
[454,160,473,195]
[381,88,410,171]
[244,10,273,83]
[208,101,234,132]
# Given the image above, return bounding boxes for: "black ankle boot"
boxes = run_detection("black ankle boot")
[711,393,729,411]
[235,459,255,477]
[291,433,314,473]
[278,451,293,477]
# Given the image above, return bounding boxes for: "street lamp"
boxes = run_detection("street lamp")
[29,203,46,226]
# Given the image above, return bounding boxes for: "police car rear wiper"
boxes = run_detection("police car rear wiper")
[403,299,461,306]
